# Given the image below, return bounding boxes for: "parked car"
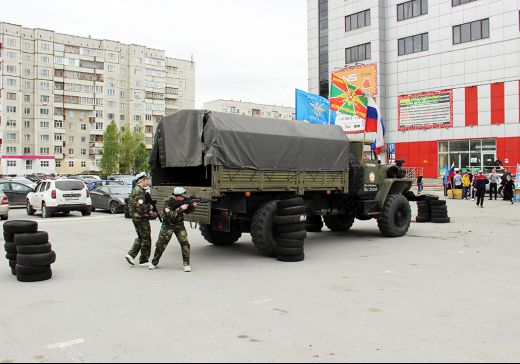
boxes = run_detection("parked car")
[0,190,9,220]
[8,177,37,189]
[0,181,34,207]
[90,185,132,214]
[26,179,92,218]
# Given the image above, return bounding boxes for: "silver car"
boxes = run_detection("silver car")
[0,189,9,220]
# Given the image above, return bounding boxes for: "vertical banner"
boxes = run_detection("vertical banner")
[330,74,368,133]
[515,164,520,203]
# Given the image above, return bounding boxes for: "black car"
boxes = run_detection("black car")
[0,181,34,207]
[90,185,132,214]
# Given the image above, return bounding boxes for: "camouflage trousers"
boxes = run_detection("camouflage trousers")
[152,222,190,267]
[128,219,152,264]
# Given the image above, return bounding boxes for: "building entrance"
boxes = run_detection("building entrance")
[439,139,497,174]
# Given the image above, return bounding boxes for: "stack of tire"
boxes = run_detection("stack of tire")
[274,198,307,263]
[3,221,56,282]
[305,214,324,233]
[416,196,450,224]
[416,200,433,223]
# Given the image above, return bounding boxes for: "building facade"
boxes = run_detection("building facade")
[308,0,520,177]
[0,22,195,176]
[204,99,295,120]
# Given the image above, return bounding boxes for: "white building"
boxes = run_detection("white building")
[204,100,295,120]
[308,0,520,177]
[0,22,195,176]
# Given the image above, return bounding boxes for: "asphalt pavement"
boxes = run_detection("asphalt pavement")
[0,197,519,363]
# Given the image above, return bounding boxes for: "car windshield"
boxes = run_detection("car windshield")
[14,178,34,185]
[55,181,86,191]
[110,186,132,195]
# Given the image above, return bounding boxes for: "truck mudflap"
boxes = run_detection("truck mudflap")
[151,186,212,225]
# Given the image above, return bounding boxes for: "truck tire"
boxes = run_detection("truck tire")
[275,223,306,234]
[16,264,50,275]
[4,242,17,254]
[17,243,52,255]
[3,232,15,243]
[277,230,307,241]
[17,251,56,266]
[274,214,305,225]
[378,194,412,238]
[17,269,52,283]
[276,246,304,256]
[277,205,306,217]
[199,224,242,246]
[15,232,49,246]
[277,254,305,263]
[324,212,355,232]
[251,201,278,258]
[277,197,305,209]
[3,220,38,234]
[275,238,304,248]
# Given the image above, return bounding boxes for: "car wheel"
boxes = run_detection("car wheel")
[26,201,35,216]
[82,208,92,216]
[91,206,96,212]
[42,203,51,219]
[1,215,7,221]
[110,201,119,215]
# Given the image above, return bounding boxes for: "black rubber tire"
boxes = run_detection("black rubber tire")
[273,214,305,225]
[91,206,96,212]
[416,216,431,223]
[424,195,440,201]
[251,201,279,258]
[15,232,49,246]
[432,217,451,224]
[431,206,448,212]
[200,224,242,246]
[416,214,431,219]
[17,251,56,266]
[377,194,412,238]
[110,202,119,215]
[82,208,92,216]
[277,197,305,210]
[305,224,323,233]
[417,207,431,213]
[4,242,17,254]
[275,239,304,248]
[3,231,15,243]
[3,220,38,234]
[9,260,16,269]
[430,200,447,206]
[277,205,306,217]
[16,264,51,275]
[324,213,355,232]
[11,267,16,276]
[417,201,431,206]
[17,243,52,255]
[5,253,17,260]
[16,269,52,283]
[277,254,305,263]
[277,230,307,241]
[26,201,35,216]
[305,215,324,232]
[275,223,306,234]
[42,203,51,219]
[276,246,304,256]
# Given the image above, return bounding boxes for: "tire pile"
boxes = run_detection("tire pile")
[416,196,451,224]
[274,197,307,263]
[3,221,56,282]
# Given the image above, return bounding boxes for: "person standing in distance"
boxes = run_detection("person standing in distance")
[149,187,197,272]
[125,173,157,267]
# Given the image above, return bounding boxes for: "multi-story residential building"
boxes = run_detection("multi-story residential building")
[0,22,195,176]
[308,0,520,177]
[204,99,295,120]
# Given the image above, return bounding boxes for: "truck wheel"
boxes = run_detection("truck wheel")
[378,194,412,238]
[324,212,355,232]
[200,224,242,246]
[251,201,278,258]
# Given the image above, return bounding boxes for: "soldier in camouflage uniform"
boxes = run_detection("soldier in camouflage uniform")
[149,187,196,272]
[125,173,157,267]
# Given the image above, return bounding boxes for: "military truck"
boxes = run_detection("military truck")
[150,110,414,259]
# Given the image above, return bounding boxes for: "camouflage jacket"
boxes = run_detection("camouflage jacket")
[162,198,186,227]
[129,185,152,220]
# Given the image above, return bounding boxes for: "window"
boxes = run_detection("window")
[40,108,50,116]
[24,95,31,102]
[6,106,17,113]
[6,38,17,47]
[345,9,371,32]
[41,161,50,168]
[7,161,17,167]
[346,43,372,64]
[69,161,75,168]
[452,0,477,6]
[26,160,33,170]
[40,148,50,155]
[40,121,50,128]
[24,108,31,115]
[6,51,18,59]
[24,121,31,128]
[6,79,17,86]
[24,134,31,142]
[96,110,104,118]
[398,33,429,56]
[81,137,87,143]
[81,149,87,156]
[54,134,64,141]
[453,18,489,45]
[40,82,51,91]
[7,133,17,140]
[397,0,428,21]
[6,147,17,154]
[7,93,17,100]
[40,134,50,142]
[81,161,87,168]
[134,115,142,122]
[107,113,115,120]
[54,120,64,128]
[6,65,16,73]
[41,95,50,103]
[55,146,63,154]
[24,147,31,154]
[23,69,31,76]
[95,122,104,130]
[6,119,17,127]
[81,124,87,131]
[40,42,51,51]
[68,149,75,156]
[108,89,116,96]
[56,161,61,168]
[40,55,51,64]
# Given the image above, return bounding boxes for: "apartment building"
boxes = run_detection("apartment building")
[308,0,520,177]
[0,22,195,176]
[204,99,295,120]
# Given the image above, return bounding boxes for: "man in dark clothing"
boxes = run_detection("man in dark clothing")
[474,172,490,208]
[504,175,515,204]
[501,169,513,200]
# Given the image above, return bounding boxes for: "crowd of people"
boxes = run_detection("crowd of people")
[442,168,516,208]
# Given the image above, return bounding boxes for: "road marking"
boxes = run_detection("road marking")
[44,338,84,350]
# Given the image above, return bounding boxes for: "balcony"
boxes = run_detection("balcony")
[54,153,64,160]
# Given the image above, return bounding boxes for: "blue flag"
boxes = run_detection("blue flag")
[295,89,336,125]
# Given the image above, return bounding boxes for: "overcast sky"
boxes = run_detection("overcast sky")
[4,0,308,109]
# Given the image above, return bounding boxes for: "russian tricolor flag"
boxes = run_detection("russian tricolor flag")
[366,95,386,155]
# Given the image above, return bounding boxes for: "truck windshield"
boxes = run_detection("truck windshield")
[56,181,86,191]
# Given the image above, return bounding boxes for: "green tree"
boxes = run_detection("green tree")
[119,126,135,174]
[132,131,149,174]
[100,121,120,178]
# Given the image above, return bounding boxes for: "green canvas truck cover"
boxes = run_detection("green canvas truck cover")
[150,110,351,172]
